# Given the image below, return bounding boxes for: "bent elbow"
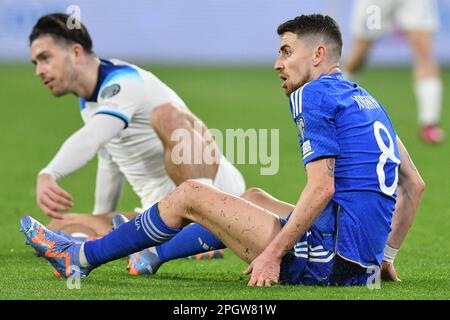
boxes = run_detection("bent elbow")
[410,171,426,195]
[325,185,335,201]
[416,177,426,195]
[312,183,334,203]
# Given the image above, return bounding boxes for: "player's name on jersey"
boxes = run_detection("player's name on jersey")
[352,95,381,111]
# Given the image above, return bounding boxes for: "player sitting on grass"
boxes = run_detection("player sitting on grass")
[28,13,246,274]
[22,14,425,286]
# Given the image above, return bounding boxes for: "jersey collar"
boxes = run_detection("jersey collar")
[318,72,343,80]
[86,59,115,102]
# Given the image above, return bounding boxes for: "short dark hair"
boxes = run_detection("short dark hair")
[277,14,343,58]
[29,13,93,54]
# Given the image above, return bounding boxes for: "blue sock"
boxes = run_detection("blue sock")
[156,223,225,262]
[84,203,180,267]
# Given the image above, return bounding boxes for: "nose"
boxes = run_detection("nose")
[274,57,283,72]
[35,62,45,77]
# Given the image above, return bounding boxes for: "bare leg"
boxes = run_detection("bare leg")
[406,31,439,81]
[44,188,292,241]
[240,188,294,218]
[158,180,282,263]
[406,30,442,130]
[344,38,374,76]
[46,212,138,237]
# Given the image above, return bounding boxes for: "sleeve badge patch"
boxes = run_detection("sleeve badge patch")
[296,116,305,141]
[100,84,121,99]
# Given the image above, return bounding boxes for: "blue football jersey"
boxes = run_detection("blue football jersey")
[289,73,401,267]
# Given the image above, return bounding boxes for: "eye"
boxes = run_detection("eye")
[284,49,292,57]
[40,54,50,63]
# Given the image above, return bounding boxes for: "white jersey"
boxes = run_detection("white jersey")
[79,59,188,210]
[77,59,245,212]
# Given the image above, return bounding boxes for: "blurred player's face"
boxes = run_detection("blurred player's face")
[274,32,314,96]
[31,36,78,97]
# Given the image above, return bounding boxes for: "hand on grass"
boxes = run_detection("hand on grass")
[381,260,401,282]
[243,251,280,287]
[36,174,73,219]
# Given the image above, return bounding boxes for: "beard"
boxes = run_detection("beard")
[297,72,311,90]
[49,83,70,97]
[286,71,311,96]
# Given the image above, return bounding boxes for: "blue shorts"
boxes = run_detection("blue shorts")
[279,216,370,286]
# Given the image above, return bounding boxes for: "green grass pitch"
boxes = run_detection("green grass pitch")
[0,64,449,299]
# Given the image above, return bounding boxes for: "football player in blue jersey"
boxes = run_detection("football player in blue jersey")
[22,14,425,286]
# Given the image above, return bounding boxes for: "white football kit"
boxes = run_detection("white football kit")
[351,0,438,39]
[40,59,245,214]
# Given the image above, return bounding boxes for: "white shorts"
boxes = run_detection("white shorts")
[138,154,245,211]
[212,154,246,197]
[351,0,438,39]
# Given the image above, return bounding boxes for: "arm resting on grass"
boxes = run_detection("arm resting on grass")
[381,136,426,281]
[245,158,335,286]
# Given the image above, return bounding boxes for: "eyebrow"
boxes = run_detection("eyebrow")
[279,44,290,53]
[31,51,48,65]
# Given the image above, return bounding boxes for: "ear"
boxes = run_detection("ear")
[312,45,326,67]
[70,43,84,63]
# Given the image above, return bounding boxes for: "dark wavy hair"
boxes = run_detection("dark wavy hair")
[29,13,93,54]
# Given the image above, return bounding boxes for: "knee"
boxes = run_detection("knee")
[240,187,269,202]
[179,179,206,198]
[168,179,208,222]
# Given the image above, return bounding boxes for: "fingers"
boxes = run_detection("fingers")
[257,276,266,287]
[243,264,253,275]
[38,200,64,220]
[246,271,278,287]
[261,275,278,286]
[265,278,277,286]
[45,190,73,211]
[49,184,74,203]
[37,191,73,219]
[37,180,74,218]
[40,193,71,213]
[247,274,257,287]
[381,261,401,282]
[387,268,401,282]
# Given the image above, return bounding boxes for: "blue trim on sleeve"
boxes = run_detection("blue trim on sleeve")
[94,110,130,128]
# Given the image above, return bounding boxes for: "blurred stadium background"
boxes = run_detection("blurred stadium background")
[0,0,449,299]
[2,0,450,64]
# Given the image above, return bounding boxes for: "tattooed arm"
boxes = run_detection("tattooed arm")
[382,137,426,281]
[326,158,335,177]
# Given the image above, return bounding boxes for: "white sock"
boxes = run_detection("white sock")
[79,243,91,268]
[147,246,158,256]
[414,77,442,126]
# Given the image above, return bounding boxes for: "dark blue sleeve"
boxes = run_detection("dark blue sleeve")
[290,85,340,166]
